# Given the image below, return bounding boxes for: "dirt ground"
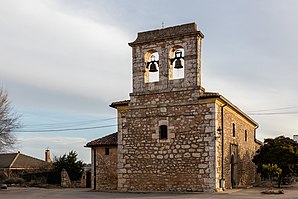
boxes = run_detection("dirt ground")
[1,182,298,199]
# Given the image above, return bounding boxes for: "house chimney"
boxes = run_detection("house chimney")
[45,149,51,163]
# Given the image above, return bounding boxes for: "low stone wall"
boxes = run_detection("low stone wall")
[61,169,88,188]
[61,169,71,188]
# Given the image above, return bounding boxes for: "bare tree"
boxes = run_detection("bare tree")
[0,88,21,152]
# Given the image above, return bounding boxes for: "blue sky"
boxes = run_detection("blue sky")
[1,0,298,163]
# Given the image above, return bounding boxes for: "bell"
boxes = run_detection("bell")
[172,50,184,69]
[149,62,158,72]
[174,58,183,69]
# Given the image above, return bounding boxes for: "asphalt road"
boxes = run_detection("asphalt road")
[1,184,298,199]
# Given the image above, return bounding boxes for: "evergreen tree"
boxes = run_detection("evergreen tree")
[253,136,298,187]
[52,150,84,183]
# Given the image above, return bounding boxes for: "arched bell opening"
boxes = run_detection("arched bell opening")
[169,46,185,80]
[144,50,159,83]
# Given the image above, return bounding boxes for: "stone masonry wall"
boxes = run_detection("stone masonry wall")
[215,102,223,190]
[215,103,257,189]
[92,146,117,190]
[114,22,258,192]
[61,169,71,188]
[117,90,217,192]
[129,23,204,94]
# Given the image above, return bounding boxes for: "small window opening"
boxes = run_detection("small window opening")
[159,125,168,140]
[105,148,110,155]
[244,130,247,142]
[232,123,236,137]
[145,51,159,83]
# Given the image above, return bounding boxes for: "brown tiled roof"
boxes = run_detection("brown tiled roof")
[86,132,118,147]
[110,100,129,108]
[12,153,48,168]
[0,153,18,168]
[0,152,48,168]
[198,92,220,99]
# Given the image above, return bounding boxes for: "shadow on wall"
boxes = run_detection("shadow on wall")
[232,150,258,188]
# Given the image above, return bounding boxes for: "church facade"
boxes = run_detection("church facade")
[86,23,261,192]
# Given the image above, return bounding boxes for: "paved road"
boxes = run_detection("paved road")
[1,184,298,199]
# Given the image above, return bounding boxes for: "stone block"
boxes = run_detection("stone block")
[192,153,201,158]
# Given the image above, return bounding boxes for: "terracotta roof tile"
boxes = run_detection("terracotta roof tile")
[0,153,18,168]
[0,152,48,168]
[86,132,118,147]
[198,92,220,98]
[110,100,129,108]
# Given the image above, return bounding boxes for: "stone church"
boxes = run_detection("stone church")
[86,23,261,192]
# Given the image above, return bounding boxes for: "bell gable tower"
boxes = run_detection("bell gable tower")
[105,22,260,192]
[129,23,205,94]
[88,22,260,192]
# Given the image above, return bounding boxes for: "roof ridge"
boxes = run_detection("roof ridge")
[86,132,118,147]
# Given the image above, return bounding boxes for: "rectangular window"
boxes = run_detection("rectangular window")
[245,130,247,142]
[232,123,236,137]
[105,148,109,155]
[159,125,168,140]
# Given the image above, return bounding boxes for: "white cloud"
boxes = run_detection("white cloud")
[0,0,131,104]
[2,0,298,160]
[17,134,91,163]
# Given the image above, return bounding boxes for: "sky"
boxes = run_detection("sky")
[1,0,298,163]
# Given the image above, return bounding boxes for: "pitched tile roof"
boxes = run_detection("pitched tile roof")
[110,100,129,108]
[198,92,220,98]
[86,132,118,147]
[0,153,18,168]
[0,152,49,168]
